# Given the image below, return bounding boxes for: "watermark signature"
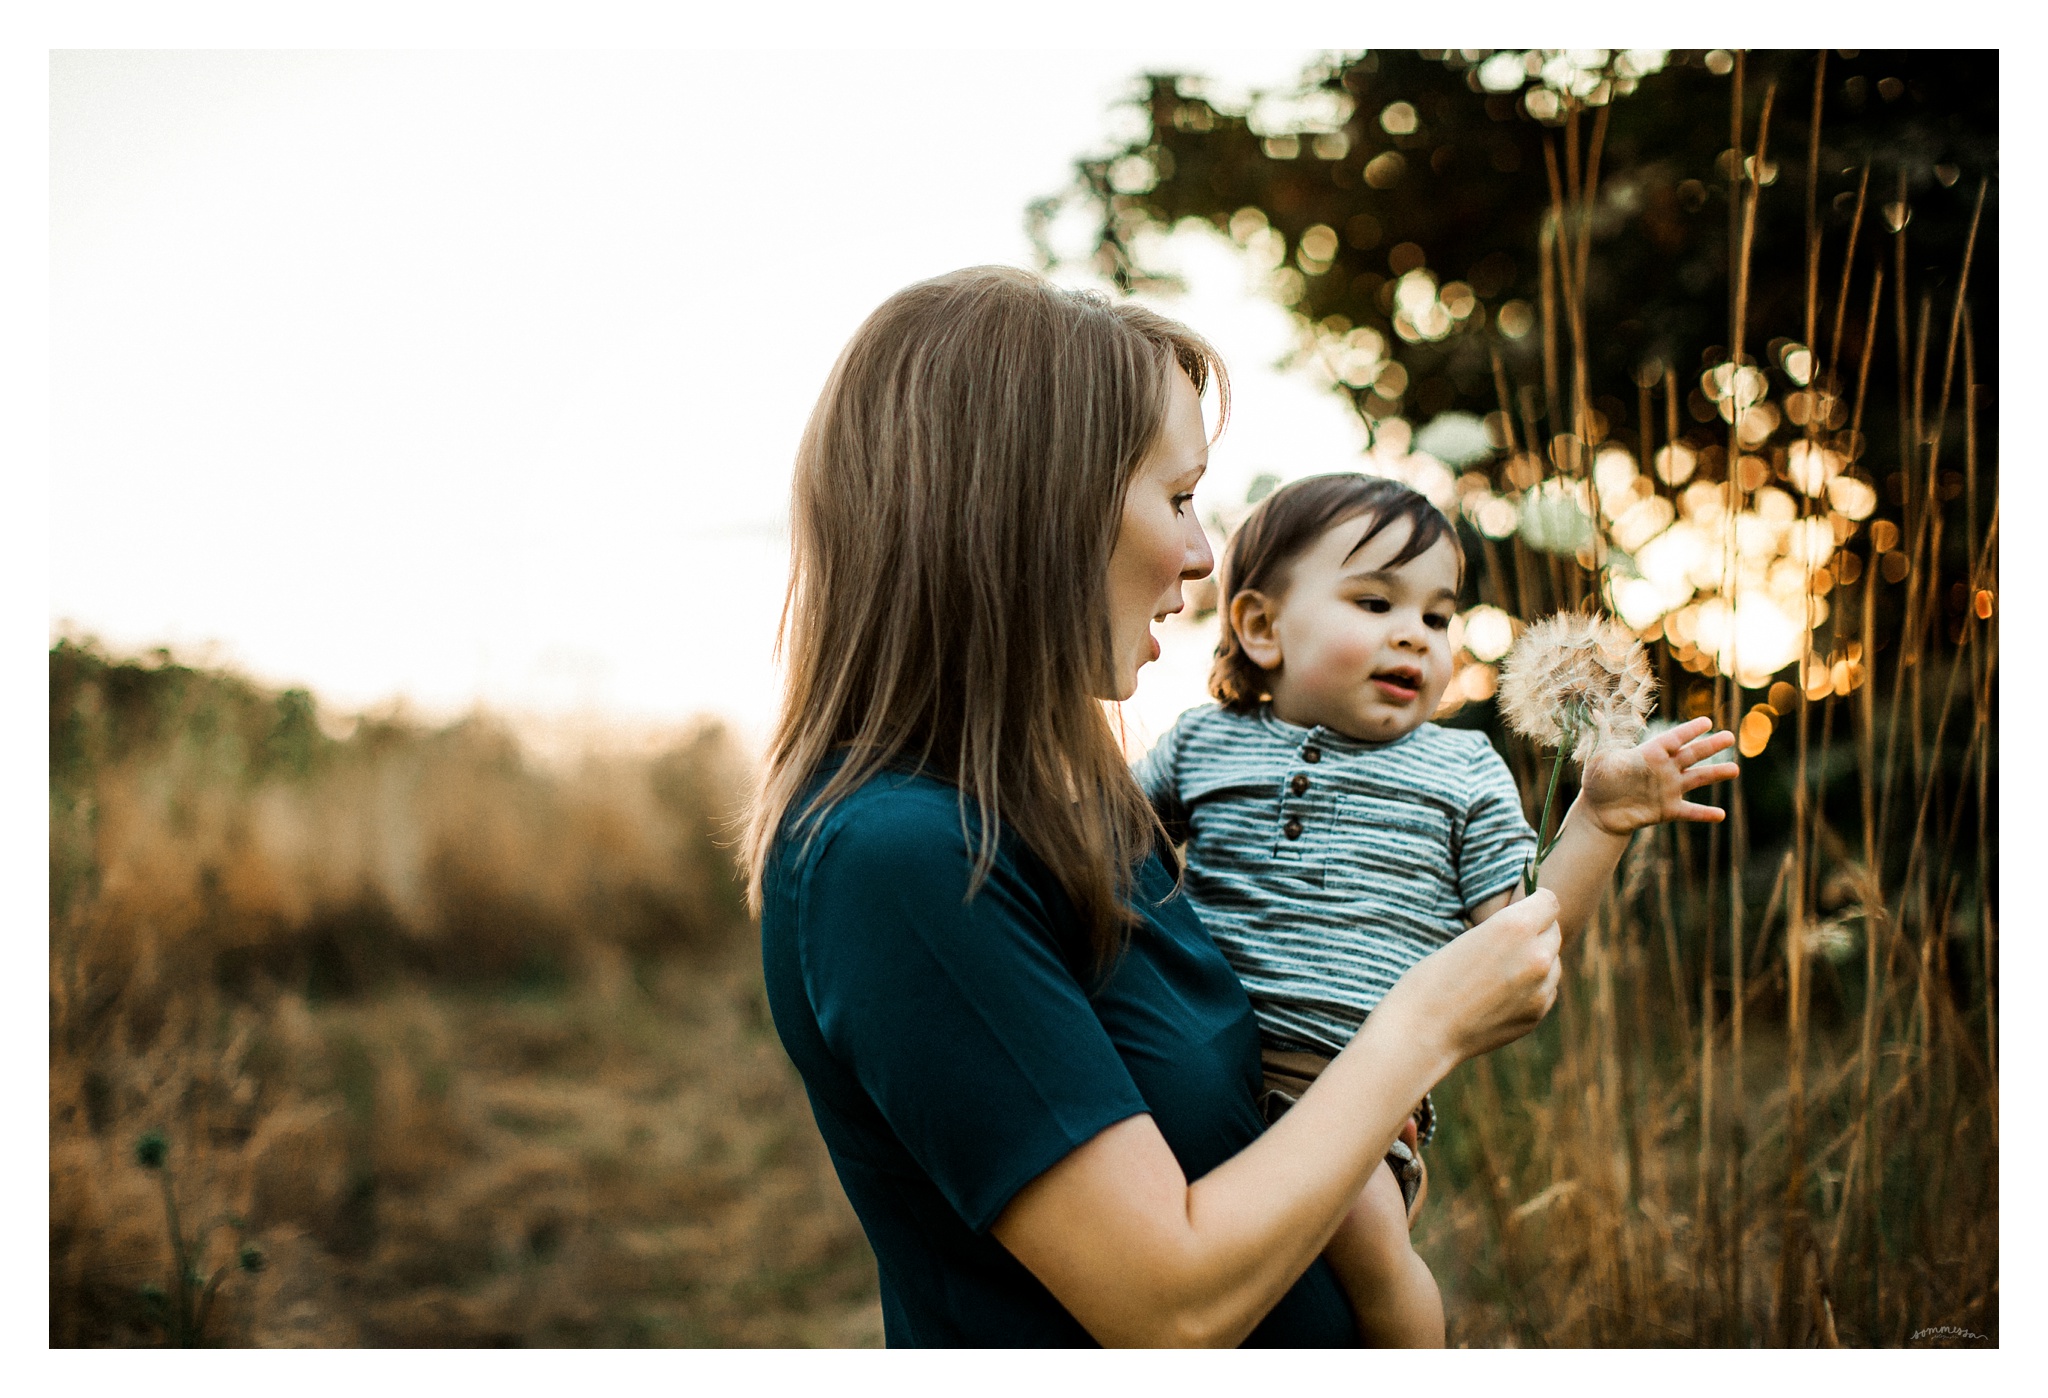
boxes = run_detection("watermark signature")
[1908,1325,1991,1346]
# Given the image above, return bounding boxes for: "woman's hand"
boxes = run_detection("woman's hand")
[1376,889,1562,1069]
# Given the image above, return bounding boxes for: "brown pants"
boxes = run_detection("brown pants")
[1257,1047,1432,1212]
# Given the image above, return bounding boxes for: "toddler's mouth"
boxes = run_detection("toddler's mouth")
[1371,666,1422,702]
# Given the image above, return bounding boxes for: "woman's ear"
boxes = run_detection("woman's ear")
[1229,589,1284,672]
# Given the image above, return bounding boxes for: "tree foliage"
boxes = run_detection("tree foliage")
[1040,49,1995,465]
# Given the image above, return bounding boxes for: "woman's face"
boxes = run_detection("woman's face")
[1104,371,1213,701]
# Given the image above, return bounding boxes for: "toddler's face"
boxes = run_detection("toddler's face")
[1241,514,1460,742]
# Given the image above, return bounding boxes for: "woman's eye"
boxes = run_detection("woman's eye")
[1172,492,1195,515]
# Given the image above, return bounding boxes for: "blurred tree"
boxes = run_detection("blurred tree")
[1037,49,1995,467]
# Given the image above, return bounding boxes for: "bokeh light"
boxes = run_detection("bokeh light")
[1461,605,1517,662]
[1204,66,1917,704]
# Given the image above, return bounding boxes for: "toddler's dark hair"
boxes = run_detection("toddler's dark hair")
[1209,473,1460,712]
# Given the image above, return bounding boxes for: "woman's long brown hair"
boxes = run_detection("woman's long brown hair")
[741,266,1227,970]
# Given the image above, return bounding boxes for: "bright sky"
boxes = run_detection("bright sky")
[50,47,1376,753]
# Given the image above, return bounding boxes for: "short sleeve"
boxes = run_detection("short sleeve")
[1456,736,1539,914]
[1131,712,1191,843]
[796,795,1151,1234]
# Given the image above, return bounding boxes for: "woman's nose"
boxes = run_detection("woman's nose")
[1181,516,1215,581]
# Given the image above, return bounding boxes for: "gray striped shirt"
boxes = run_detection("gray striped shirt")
[1135,703,1537,1057]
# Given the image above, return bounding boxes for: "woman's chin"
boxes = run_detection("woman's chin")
[1111,658,1144,703]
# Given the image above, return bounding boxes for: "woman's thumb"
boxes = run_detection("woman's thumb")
[1515,887,1559,927]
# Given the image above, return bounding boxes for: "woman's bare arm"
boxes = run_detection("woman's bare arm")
[990,890,1562,1347]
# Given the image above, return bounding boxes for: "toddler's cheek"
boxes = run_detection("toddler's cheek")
[1317,633,1378,680]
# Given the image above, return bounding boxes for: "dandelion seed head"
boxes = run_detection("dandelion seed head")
[1802,917,1858,962]
[1497,612,1657,760]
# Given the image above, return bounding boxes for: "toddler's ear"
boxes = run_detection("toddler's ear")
[1230,589,1284,671]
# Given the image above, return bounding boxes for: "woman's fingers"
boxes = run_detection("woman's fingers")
[1414,889,1560,1060]
[1517,915,1562,1029]
[1499,890,1560,962]
[1464,887,1558,947]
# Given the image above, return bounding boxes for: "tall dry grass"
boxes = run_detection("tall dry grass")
[1405,54,1996,1347]
[48,640,880,1346]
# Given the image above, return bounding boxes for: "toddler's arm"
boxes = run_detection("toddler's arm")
[1471,716,1736,937]
[1130,717,1192,842]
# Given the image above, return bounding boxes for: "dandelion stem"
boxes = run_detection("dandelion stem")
[1524,704,1581,892]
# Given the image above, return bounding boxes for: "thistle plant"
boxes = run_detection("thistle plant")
[1496,612,1657,892]
[133,1130,264,1346]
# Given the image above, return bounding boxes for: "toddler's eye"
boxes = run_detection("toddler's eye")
[1425,613,1452,630]
[1357,596,1391,613]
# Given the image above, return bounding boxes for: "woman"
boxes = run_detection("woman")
[744,266,1561,1347]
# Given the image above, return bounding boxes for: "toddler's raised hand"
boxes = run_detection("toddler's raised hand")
[1578,715,1737,836]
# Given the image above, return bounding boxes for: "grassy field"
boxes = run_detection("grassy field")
[48,629,1995,1347]
[49,640,880,1347]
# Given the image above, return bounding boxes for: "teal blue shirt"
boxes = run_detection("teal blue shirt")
[760,765,1360,1347]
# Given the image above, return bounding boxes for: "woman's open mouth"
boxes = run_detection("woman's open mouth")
[1144,605,1179,664]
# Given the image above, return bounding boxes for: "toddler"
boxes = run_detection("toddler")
[1134,473,1736,1345]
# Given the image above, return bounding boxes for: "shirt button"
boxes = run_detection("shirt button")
[1302,746,1321,764]
[1283,817,1304,840]
[1289,773,1309,795]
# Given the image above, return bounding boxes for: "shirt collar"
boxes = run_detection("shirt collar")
[1253,702,1424,757]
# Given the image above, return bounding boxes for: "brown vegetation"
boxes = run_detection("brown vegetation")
[1405,55,1997,1348]
[49,640,879,1346]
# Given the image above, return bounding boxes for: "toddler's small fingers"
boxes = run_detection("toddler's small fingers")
[1676,731,1736,767]
[1674,801,1728,822]
[1652,717,1709,751]
[1681,762,1739,790]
